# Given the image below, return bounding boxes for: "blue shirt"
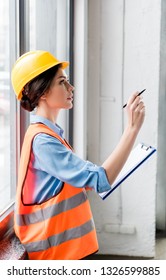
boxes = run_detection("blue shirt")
[28,115,111,204]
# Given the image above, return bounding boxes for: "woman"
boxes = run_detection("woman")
[11,50,145,260]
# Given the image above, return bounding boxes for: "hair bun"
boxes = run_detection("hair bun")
[20,99,33,112]
[20,89,35,112]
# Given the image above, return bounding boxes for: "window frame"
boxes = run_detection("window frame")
[0,0,19,231]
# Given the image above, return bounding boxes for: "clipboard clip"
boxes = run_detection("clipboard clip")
[141,143,151,151]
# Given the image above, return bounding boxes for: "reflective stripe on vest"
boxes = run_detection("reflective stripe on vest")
[24,219,94,253]
[16,191,87,226]
[14,123,99,259]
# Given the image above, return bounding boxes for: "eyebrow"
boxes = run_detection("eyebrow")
[57,75,68,80]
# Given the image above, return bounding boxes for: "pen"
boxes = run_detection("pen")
[123,89,146,108]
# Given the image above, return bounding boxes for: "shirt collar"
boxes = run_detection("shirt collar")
[30,114,64,137]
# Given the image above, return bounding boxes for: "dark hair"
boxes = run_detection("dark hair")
[20,64,61,112]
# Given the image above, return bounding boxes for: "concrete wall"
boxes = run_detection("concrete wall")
[156,0,166,230]
[86,0,160,257]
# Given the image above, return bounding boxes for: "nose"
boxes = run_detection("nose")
[65,80,75,92]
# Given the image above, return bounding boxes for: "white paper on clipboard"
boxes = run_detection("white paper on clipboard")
[99,143,156,200]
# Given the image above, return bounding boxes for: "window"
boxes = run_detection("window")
[0,0,18,218]
[0,0,10,212]
[0,0,72,231]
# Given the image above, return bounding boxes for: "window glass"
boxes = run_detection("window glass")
[29,0,69,59]
[29,0,70,135]
[0,0,11,212]
[0,0,18,216]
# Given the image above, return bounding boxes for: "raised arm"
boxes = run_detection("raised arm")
[102,91,145,185]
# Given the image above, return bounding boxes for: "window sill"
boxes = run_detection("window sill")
[0,232,27,260]
[0,203,27,260]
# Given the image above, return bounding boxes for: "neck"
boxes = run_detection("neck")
[36,105,60,124]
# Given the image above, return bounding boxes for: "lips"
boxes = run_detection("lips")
[67,96,73,100]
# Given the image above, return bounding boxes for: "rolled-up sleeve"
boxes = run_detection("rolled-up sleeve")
[33,133,111,193]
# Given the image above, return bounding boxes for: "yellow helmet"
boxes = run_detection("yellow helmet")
[11,50,69,100]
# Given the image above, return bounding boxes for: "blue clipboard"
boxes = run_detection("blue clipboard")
[99,143,156,200]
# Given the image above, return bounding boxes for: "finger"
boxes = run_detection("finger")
[129,96,143,111]
[135,101,145,111]
[126,92,139,106]
[135,104,145,118]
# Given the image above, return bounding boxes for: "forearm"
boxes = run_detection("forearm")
[101,91,145,186]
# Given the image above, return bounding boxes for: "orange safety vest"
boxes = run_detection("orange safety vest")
[14,123,99,260]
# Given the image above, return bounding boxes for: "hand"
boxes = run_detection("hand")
[125,91,145,133]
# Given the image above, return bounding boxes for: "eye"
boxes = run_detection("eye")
[60,79,65,85]
[60,79,70,87]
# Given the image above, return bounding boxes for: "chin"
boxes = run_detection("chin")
[67,103,73,109]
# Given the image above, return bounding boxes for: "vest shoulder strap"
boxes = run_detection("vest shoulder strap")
[18,123,71,190]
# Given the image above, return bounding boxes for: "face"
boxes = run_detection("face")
[42,68,74,110]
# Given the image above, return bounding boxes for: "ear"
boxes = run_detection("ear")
[40,90,49,100]
[40,94,46,100]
